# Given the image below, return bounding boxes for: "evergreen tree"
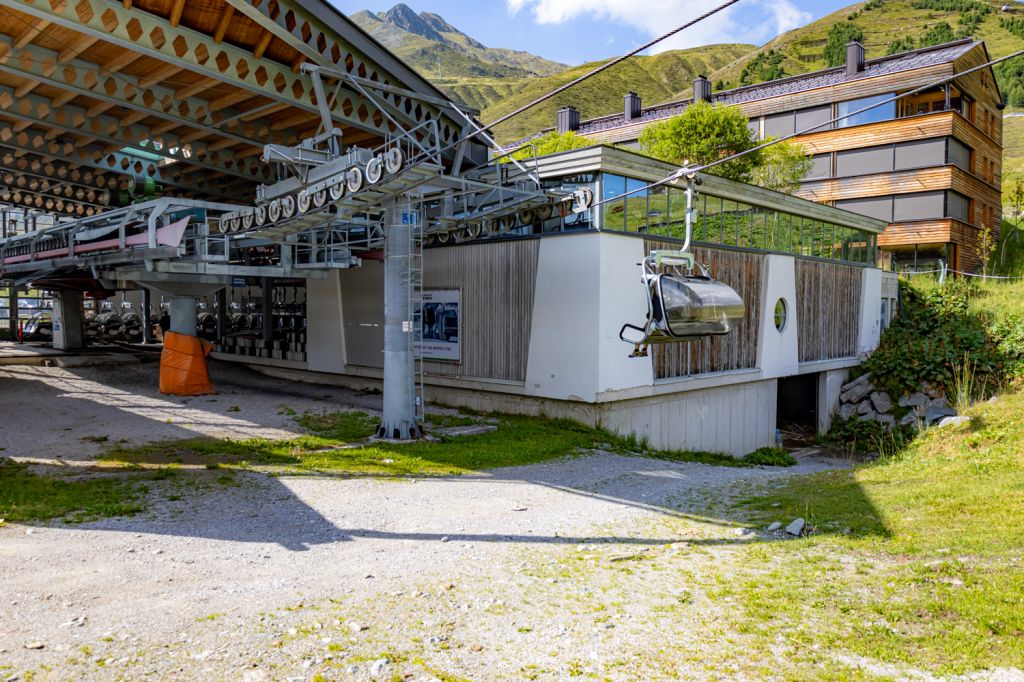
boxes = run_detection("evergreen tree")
[824,23,864,67]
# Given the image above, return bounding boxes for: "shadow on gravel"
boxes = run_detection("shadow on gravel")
[1,363,885,551]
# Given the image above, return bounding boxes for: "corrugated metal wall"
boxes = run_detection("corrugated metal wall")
[644,241,764,379]
[340,240,540,383]
[795,259,863,362]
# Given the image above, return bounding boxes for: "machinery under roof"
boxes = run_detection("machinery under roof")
[0,0,478,217]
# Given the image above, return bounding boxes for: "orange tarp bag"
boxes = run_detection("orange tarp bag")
[159,331,215,396]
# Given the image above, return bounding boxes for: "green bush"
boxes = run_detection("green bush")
[863,279,1002,398]
[989,314,1024,381]
[743,447,797,467]
[821,417,914,455]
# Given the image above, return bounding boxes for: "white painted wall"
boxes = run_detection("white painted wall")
[757,255,799,379]
[599,379,778,456]
[596,234,655,393]
[306,272,347,374]
[817,368,850,434]
[857,268,884,354]
[524,234,602,401]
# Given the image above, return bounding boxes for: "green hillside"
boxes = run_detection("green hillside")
[479,45,755,143]
[709,0,1023,91]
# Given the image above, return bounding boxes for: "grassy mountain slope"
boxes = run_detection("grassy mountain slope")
[708,0,1023,89]
[479,44,755,143]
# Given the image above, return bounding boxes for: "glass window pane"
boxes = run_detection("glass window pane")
[838,94,896,128]
[648,185,669,236]
[703,195,723,244]
[669,188,689,240]
[602,174,625,232]
[721,199,738,246]
[624,178,648,232]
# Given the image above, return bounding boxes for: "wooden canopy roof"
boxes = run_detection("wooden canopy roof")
[0,0,470,218]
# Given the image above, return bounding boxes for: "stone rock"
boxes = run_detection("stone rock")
[766,522,782,532]
[348,622,369,633]
[900,412,920,427]
[23,642,44,650]
[841,373,870,394]
[928,396,949,410]
[838,403,857,420]
[844,380,875,404]
[858,412,876,422]
[857,400,874,416]
[369,658,389,678]
[785,518,805,536]
[870,391,894,414]
[898,392,928,408]
[938,416,971,428]
[875,414,896,430]
[926,405,957,424]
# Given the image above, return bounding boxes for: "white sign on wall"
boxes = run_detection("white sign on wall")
[416,289,461,362]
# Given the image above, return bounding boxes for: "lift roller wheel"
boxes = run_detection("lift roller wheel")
[466,223,482,239]
[312,189,327,208]
[346,167,364,194]
[216,218,231,234]
[254,204,267,226]
[329,182,345,201]
[536,204,554,221]
[436,230,451,244]
[384,147,404,175]
[498,215,515,233]
[241,210,254,231]
[281,195,296,219]
[518,208,535,225]
[268,199,282,223]
[365,156,384,185]
[296,191,311,214]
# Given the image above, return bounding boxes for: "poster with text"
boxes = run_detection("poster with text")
[416,289,461,362]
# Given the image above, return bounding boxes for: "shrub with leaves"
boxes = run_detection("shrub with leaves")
[989,313,1024,382]
[863,279,1002,398]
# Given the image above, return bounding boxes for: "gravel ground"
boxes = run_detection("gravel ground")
[1,363,851,680]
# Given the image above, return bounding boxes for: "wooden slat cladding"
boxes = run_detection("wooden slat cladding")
[421,240,540,383]
[644,241,763,379]
[795,260,862,362]
[793,112,1001,174]
[954,48,1004,147]
[797,166,1002,207]
[878,219,957,246]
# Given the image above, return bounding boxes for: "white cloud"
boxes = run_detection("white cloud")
[505,0,811,52]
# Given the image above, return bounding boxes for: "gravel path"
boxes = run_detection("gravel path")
[0,363,844,680]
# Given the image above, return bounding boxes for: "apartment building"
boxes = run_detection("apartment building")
[543,39,1004,273]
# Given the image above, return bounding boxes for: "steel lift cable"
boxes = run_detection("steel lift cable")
[433,0,746,157]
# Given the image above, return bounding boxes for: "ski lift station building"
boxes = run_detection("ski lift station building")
[0,0,895,456]
[303,145,895,454]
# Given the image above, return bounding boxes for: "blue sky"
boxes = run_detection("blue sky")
[330,0,854,65]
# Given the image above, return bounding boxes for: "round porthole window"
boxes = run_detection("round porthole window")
[774,298,788,332]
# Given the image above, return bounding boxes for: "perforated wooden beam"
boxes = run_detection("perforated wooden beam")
[5,0,398,140]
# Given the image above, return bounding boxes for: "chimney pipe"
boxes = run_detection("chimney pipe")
[624,91,642,122]
[694,75,712,103]
[557,106,580,134]
[846,41,865,76]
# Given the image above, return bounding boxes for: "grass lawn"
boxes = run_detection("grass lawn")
[0,459,148,523]
[100,411,793,477]
[721,389,1024,676]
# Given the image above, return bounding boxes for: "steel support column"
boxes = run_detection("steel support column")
[169,296,197,337]
[142,287,154,344]
[377,199,422,440]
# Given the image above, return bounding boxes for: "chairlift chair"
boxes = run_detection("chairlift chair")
[619,249,745,358]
